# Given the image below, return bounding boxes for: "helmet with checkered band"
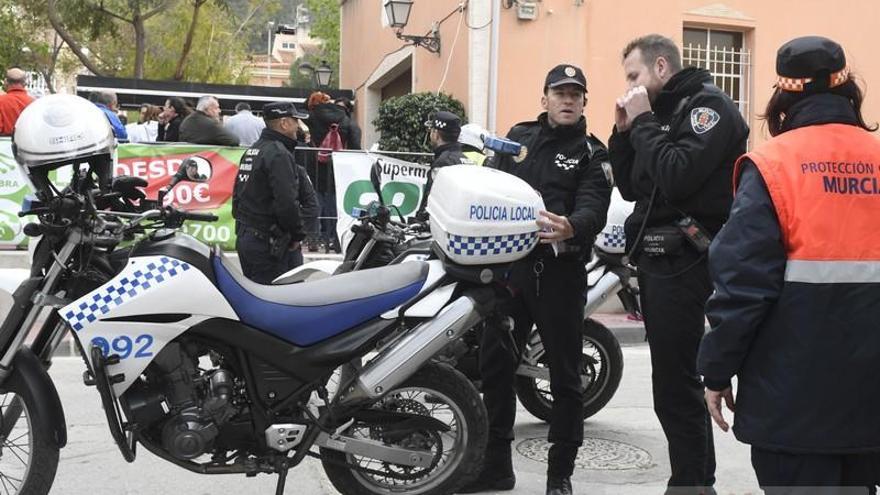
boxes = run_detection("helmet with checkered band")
[13,94,116,198]
[595,189,634,254]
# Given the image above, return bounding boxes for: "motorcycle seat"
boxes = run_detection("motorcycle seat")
[212,250,427,346]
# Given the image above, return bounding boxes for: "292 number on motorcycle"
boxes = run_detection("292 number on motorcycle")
[91,334,154,359]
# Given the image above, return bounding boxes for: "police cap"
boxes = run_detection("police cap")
[544,64,587,92]
[263,101,309,120]
[425,111,462,134]
[776,36,849,93]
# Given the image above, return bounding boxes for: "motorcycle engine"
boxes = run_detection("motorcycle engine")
[123,342,242,460]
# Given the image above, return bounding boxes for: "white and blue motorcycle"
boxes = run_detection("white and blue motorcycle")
[0,159,509,495]
[0,96,560,495]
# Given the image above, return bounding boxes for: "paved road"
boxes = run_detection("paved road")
[44,346,760,494]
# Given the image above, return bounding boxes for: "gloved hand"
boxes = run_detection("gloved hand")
[112,175,148,202]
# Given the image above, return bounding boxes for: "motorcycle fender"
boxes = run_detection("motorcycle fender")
[272,260,341,285]
[0,348,66,448]
[351,408,450,433]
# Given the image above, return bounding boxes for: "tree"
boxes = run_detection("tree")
[373,93,467,155]
[303,0,339,88]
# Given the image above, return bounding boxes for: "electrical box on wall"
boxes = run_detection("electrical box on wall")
[516,1,538,20]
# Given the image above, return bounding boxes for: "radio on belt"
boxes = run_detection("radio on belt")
[427,165,545,265]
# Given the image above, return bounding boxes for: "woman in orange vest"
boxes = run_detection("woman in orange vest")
[697,36,880,491]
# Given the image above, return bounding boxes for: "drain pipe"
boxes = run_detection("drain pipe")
[487,0,501,132]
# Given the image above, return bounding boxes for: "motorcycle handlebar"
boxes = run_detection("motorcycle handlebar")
[179,210,219,222]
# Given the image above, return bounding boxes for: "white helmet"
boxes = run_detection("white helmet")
[458,123,485,151]
[13,94,115,195]
[595,189,635,254]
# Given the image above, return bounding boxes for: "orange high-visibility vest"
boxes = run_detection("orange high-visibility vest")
[735,123,880,283]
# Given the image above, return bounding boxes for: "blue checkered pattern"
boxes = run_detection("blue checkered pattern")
[447,232,537,257]
[64,257,191,332]
[602,232,626,249]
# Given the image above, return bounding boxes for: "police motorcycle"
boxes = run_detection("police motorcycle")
[276,164,635,424]
[0,95,567,495]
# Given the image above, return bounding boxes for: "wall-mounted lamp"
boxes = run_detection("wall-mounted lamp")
[383,0,441,55]
[298,61,333,87]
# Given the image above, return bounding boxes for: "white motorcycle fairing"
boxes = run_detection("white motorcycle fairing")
[59,254,237,394]
[382,259,456,319]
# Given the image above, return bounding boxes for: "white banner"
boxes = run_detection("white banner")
[0,139,32,247]
[332,152,430,253]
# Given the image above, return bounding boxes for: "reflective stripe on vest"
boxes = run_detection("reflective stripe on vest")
[734,123,880,284]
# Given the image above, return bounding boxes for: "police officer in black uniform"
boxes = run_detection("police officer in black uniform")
[608,34,749,493]
[233,101,310,284]
[460,64,612,495]
[416,111,475,218]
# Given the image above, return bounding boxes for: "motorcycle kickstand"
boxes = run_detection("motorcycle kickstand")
[274,461,290,495]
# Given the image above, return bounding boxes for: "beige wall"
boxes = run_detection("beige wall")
[343,0,880,148]
[341,0,471,146]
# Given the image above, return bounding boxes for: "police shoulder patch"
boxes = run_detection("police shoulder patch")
[690,107,721,134]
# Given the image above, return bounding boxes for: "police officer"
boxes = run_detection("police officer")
[608,34,749,493]
[232,101,310,283]
[698,36,880,491]
[416,111,475,218]
[460,64,611,495]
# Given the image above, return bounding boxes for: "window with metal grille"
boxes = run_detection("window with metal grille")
[682,27,751,122]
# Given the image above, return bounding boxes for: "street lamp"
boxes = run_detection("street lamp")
[315,62,332,87]
[383,0,441,55]
[266,21,275,85]
[298,61,333,88]
[384,0,413,28]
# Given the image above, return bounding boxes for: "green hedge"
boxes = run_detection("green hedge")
[373,92,467,158]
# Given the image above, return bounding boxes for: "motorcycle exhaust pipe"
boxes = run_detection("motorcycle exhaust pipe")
[338,293,485,405]
[584,271,623,317]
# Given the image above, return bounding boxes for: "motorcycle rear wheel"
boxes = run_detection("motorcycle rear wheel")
[321,362,487,495]
[515,318,624,423]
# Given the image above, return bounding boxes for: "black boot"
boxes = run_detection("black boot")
[456,439,515,493]
[546,476,572,495]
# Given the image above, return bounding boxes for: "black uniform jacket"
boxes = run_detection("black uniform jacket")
[432,142,475,168]
[232,128,305,241]
[698,93,880,453]
[491,113,612,256]
[608,68,749,248]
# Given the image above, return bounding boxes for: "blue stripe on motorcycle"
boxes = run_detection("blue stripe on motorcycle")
[213,258,423,346]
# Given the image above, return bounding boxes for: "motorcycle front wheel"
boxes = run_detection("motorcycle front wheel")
[0,382,59,495]
[515,318,624,423]
[321,362,487,495]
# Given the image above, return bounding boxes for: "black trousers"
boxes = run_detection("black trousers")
[752,447,880,495]
[637,252,715,490]
[235,227,303,284]
[479,255,586,478]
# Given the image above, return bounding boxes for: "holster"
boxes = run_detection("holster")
[268,225,292,260]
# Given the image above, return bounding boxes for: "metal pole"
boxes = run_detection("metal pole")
[266,21,274,85]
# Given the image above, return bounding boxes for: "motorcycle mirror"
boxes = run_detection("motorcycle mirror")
[178,156,213,184]
[369,160,384,206]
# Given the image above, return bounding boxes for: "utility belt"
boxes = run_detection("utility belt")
[639,217,712,257]
[237,223,292,260]
[533,241,583,259]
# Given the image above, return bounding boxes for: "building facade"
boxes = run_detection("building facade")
[341,0,880,148]
[247,4,323,87]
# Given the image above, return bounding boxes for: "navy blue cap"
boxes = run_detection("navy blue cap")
[776,36,849,93]
[544,64,587,92]
[425,111,462,133]
[263,101,308,120]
